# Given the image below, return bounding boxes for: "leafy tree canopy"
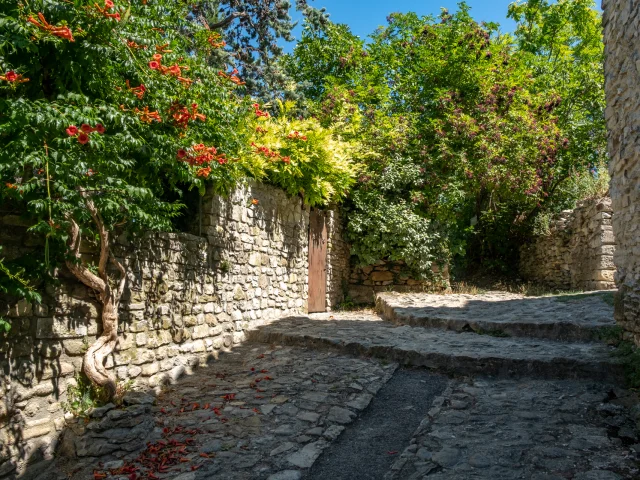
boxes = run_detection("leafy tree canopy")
[285,0,605,274]
[196,0,329,100]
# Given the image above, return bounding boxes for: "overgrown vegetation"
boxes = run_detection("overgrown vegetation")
[247,101,358,206]
[0,247,41,332]
[285,0,606,274]
[0,0,354,398]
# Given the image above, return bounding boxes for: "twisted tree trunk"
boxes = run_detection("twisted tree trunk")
[66,193,126,399]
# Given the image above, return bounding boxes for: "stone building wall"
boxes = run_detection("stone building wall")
[603,0,640,344]
[519,197,616,291]
[0,182,310,477]
[348,260,450,304]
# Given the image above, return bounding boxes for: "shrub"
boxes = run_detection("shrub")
[246,101,359,207]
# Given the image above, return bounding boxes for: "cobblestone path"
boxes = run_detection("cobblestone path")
[41,292,640,479]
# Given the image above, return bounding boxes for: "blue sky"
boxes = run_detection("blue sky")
[284,0,518,51]
[283,0,602,51]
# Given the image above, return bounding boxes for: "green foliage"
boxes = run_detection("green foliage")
[0,0,255,251]
[246,101,358,207]
[63,372,133,417]
[63,373,111,418]
[286,1,606,272]
[508,0,606,174]
[345,159,449,277]
[508,0,607,228]
[282,22,368,102]
[0,246,41,332]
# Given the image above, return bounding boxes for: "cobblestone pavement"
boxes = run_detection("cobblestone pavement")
[250,313,622,381]
[55,344,397,480]
[386,378,640,480]
[38,294,640,480]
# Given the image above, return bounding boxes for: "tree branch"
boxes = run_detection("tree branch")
[79,190,110,281]
[209,11,248,29]
[66,217,107,294]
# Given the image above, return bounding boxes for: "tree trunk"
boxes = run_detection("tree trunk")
[66,193,126,399]
[83,291,119,398]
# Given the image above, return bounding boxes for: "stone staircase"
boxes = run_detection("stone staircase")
[248,291,623,383]
[376,291,617,342]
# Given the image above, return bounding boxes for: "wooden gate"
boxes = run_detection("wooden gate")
[308,209,327,313]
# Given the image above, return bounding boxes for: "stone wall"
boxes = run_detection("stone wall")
[325,209,351,310]
[603,0,640,344]
[348,260,450,304]
[0,182,311,477]
[519,197,616,291]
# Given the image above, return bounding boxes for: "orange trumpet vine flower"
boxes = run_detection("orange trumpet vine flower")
[27,13,75,41]
[125,80,146,99]
[134,106,162,123]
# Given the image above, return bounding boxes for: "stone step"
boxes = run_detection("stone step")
[376,292,617,342]
[247,314,624,383]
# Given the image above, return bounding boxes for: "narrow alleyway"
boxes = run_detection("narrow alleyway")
[44,291,639,480]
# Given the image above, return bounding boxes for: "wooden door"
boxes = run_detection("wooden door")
[308,209,327,313]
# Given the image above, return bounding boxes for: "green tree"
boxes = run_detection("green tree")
[195,0,329,101]
[508,0,606,206]
[286,1,604,273]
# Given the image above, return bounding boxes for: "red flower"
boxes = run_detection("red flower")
[105,0,114,8]
[112,13,121,21]
[95,124,105,134]
[81,123,94,133]
[78,133,90,145]
[27,13,75,42]
[177,149,187,159]
[149,61,160,70]
[1,70,28,83]
[66,125,78,136]
[152,53,162,62]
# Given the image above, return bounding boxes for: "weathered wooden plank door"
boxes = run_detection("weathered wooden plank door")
[308,209,327,313]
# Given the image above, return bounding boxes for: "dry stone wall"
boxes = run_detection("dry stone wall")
[0,181,311,478]
[348,260,450,305]
[603,0,640,344]
[519,197,616,291]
